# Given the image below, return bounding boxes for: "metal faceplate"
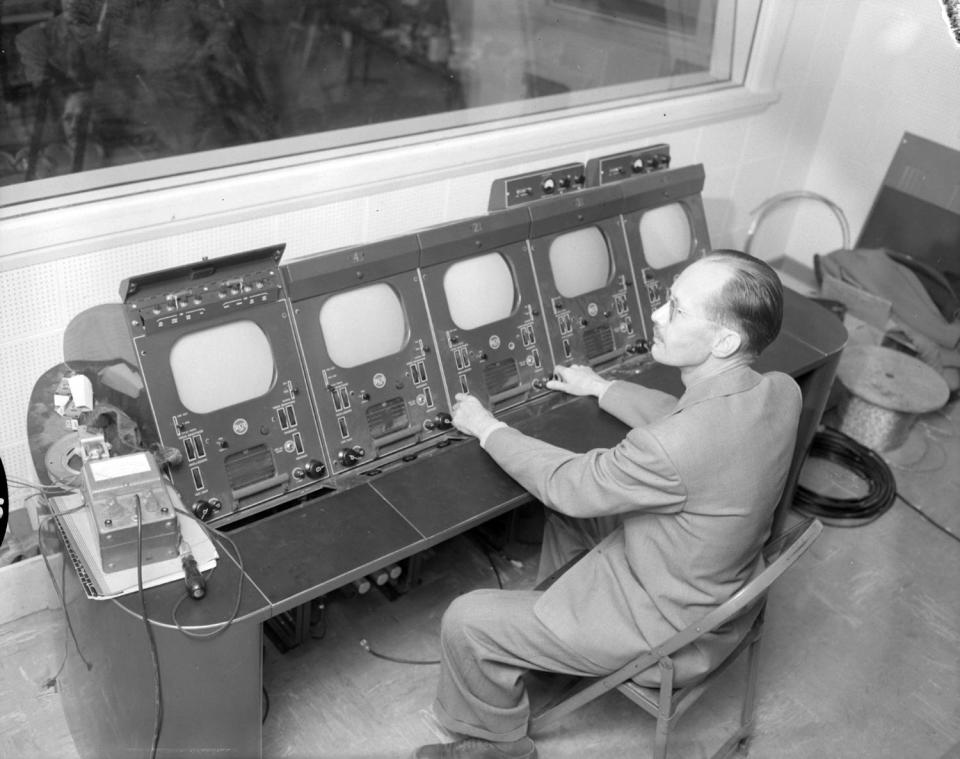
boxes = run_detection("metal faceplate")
[419,210,554,414]
[283,234,452,478]
[528,184,650,369]
[618,164,712,329]
[122,247,330,525]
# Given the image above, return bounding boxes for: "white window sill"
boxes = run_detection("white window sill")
[0,85,778,271]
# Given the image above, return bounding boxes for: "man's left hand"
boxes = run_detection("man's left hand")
[451,393,500,439]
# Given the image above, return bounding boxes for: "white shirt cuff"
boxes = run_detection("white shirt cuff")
[479,422,509,448]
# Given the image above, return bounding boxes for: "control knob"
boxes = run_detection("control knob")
[304,459,327,479]
[192,498,222,522]
[424,412,453,431]
[338,446,365,467]
[625,339,651,355]
[532,378,549,390]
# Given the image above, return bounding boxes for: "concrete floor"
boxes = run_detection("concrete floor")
[2,394,958,759]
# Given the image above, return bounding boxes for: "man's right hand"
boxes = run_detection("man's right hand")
[546,364,613,398]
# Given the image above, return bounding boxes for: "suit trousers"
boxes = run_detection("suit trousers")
[433,511,623,741]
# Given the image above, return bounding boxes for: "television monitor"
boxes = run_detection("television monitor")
[619,164,711,323]
[319,283,408,368]
[419,208,552,412]
[119,245,330,526]
[528,183,646,367]
[548,226,612,297]
[282,235,450,475]
[442,252,517,329]
[638,203,694,270]
[170,320,276,414]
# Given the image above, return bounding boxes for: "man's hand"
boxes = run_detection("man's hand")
[451,393,501,440]
[547,364,613,398]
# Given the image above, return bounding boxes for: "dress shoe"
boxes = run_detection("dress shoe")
[412,736,537,759]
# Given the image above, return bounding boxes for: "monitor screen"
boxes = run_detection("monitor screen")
[548,226,612,298]
[443,252,516,330]
[170,320,276,414]
[319,283,408,368]
[639,203,693,269]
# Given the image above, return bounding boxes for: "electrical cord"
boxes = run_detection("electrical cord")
[34,496,93,685]
[170,506,245,639]
[359,638,440,665]
[793,426,897,527]
[896,491,960,544]
[135,495,163,759]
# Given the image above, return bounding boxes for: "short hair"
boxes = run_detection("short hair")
[700,249,784,357]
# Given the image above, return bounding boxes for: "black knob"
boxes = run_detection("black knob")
[434,412,453,430]
[338,446,365,467]
[192,499,221,522]
[532,378,548,390]
[305,459,327,478]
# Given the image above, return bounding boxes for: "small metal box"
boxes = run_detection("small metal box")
[81,452,180,573]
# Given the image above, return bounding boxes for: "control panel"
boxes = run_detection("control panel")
[616,164,712,326]
[419,207,554,413]
[527,182,649,370]
[488,162,587,211]
[119,246,330,525]
[585,143,672,186]
[283,236,451,478]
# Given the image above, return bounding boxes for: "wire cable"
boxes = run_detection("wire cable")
[169,506,245,640]
[792,426,897,527]
[36,499,93,681]
[135,495,163,759]
[896,491,960,544]
[359,638,440,666]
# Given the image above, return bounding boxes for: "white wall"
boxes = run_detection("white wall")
[776,0,960,266]
[3,0,945,539]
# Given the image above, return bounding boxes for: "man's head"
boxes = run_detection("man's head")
[649,250,783,377]
[61,90,92,149]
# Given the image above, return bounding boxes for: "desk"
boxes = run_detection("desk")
[58,288,846,759]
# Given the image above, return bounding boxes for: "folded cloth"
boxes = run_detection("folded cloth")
[818,248,960,350]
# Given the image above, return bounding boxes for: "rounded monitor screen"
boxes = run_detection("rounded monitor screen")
[319,282,408,368]
[170,320,276,414]
[443,252,516,330]
[639,203,693,269]
[548,226,612,298]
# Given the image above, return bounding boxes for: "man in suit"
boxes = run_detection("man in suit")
[413,250,802,759]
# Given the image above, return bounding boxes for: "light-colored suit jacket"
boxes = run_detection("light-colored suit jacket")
[484,364,802,682]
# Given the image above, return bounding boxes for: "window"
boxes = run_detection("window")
[0,0,761,206]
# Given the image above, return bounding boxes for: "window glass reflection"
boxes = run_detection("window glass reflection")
[0,0,727,190]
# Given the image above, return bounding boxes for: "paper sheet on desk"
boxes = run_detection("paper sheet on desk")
[51,495,218,600]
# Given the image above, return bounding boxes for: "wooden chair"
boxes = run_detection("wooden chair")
[530,517,823,759]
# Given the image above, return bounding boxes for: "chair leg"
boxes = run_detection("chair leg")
[654,658,675,759]
[740,636,763,733]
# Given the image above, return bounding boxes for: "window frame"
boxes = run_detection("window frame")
[0,0,789,268]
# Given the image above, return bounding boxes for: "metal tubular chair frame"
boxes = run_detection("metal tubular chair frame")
[530,517,823,759]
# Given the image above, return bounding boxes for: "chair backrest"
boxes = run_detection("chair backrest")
[647,517,823,663]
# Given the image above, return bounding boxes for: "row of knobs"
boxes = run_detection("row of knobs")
[338,412,454,468]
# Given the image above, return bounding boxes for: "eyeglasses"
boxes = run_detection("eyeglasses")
[665,289,724,327]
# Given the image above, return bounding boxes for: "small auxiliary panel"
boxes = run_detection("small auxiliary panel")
[527,182,649,370]
[488,162,587,211]
[618,164,712,325]
[585,143,672,186]
[418,207,554,414]
[283,235,451,478]
[119,246,330,526]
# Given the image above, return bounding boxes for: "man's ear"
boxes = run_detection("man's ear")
[711,328,742,359]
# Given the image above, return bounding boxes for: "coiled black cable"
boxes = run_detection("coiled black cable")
[793,426,897,527]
